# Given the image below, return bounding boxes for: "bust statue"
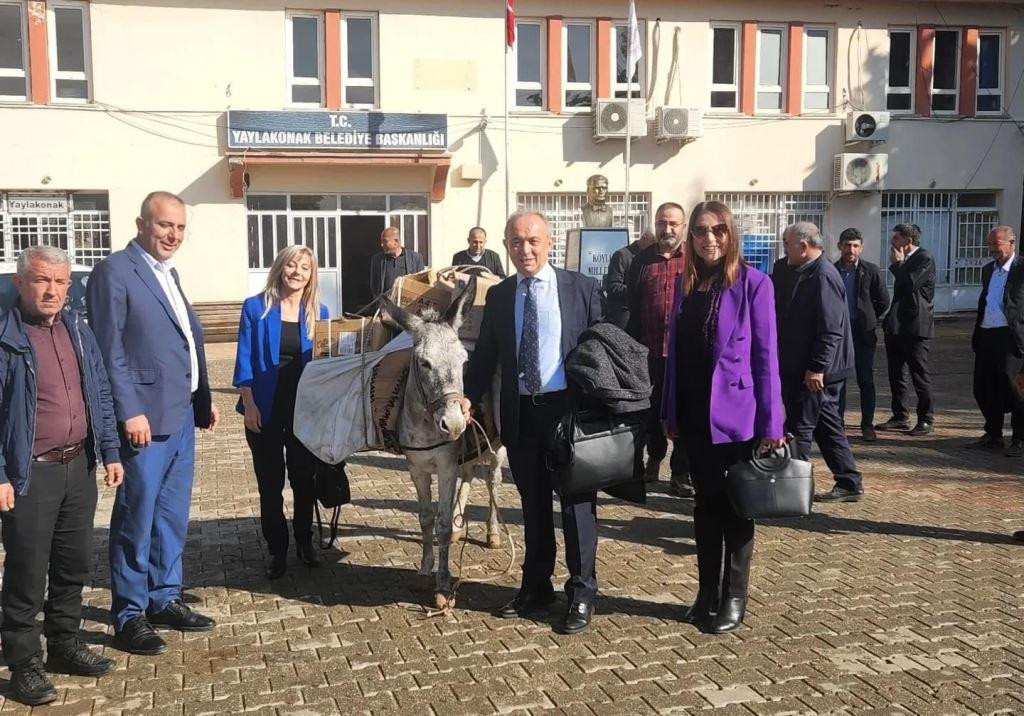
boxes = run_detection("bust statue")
[581,174,613,227]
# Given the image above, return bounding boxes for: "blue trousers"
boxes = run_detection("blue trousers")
[109,414,195,630]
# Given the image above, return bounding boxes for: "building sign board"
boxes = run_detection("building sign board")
[226,110,448,151]
[7,194,70,213]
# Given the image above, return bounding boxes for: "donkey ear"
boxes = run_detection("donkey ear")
[444,274,477,333]
[379,295,423,334]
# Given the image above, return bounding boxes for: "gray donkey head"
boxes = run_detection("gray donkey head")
[379,275,477,442]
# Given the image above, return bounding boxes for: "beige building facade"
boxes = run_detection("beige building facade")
[1,0,1022,314]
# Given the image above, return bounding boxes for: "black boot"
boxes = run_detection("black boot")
[710,596,747,634]
[266,553,287,579]
[296,541,320,567]
[9,658,57,706]
[682,589,718,625]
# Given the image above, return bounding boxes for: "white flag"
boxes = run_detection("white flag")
[626,1,642,82]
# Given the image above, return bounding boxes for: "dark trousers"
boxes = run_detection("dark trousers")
[647,355,690,475]
[839,339,877,428]
[783,378,863,492]
[973,327,1024,440]
[884,335,933,423]
[1,454,96,668]
[505,393,598,603]
[684,437,752,599]
[245,418,317,556]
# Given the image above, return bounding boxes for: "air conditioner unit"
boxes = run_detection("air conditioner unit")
[845,111,890,143]
[833,153,888,192]
[593,99,647,141]
[655,106,703,142]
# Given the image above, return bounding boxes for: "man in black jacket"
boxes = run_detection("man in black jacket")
[835,228,890,442]
[451,227,506,277]
[876,223,936,436]
[971,226,1024,457]
[370,226,425,297]
[603,227,655,329]
[775,222,864,503]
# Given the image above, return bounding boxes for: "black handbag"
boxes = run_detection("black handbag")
[313,460,351,549]
[725,441,813,519]
[546,407,646,498]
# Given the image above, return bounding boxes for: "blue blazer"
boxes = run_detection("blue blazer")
[232,294,329,422]
[86,242,213,436]
[464,267,604,449]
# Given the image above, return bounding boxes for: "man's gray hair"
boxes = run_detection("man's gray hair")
[504,210,551,240]
[17,245,71,276]
[785,221,824,248]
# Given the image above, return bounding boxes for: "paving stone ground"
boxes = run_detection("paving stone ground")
[1,317,1023,715]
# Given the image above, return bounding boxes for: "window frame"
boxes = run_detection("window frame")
[341,12,378,109]
[976,29,1004,116]
[610,18,645,100]
[754,23,788,114]
[46,0,92,104]
[930,27,961,115]
[561,19,595,113]
[801,25,833,114]
[0,0,29,102]
[708,22,740,113]
[285,10,325,108]
[511,18,546,111]
[885,27,915,114]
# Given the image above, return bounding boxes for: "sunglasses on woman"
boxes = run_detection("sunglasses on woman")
[691,224,729,239]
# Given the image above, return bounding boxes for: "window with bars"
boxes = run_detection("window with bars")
[881,192,998,287]
[0,192,111,266]
[515,192,649,267]
[706,192,827,274]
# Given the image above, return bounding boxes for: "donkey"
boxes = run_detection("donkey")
[380,278,504,609]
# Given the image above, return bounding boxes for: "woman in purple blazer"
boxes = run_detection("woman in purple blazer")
[663,201,785,634]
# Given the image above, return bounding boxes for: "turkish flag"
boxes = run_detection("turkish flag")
[506,0,515,47]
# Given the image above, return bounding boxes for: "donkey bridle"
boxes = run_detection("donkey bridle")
[399,356,466,452]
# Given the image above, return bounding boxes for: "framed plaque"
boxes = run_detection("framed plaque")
[565,227,630,279]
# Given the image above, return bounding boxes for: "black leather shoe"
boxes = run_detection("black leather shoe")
[814,485,864,503]
[266,553,287,579]
[113,616,167,655]
[9,658,57,706]
[908,421,933,436]
[861,426,877,443]
[148,600,215,632]
[1012,530,1024,542]
[710,597,746,634]
[497,590,556,619]
[682,589,719,625]
[669,474,695,498]
[1005,439,1023,458]
[875,417,911,432]
[47,639,116,676]
[643,458,662,482]
[296,541,321,567]
[560,601,594,635]
[967,434,1004,450]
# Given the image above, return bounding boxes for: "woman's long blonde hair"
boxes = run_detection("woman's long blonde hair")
[261,245,321,335]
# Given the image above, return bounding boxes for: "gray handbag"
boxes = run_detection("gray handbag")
[725,441,813,519]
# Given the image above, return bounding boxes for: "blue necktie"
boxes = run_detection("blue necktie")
[520,277,541,394]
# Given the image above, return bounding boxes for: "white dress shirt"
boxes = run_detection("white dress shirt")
[131,241,200,392]
[981,254,1016,329]
[514,262,566,394]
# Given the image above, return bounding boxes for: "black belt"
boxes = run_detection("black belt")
[34,441,85,464]
[519,390,567,407]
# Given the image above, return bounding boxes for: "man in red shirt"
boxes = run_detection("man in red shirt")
[626,203,692,496]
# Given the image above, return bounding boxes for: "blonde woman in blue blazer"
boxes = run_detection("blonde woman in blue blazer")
[233,246,328,579]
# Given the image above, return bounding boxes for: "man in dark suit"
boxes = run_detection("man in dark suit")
[776,222,864,503]
[876,223,936,436]
[835,228,890,442]
[603,227,655,329]
[451,226,506,277]
[87,191,219,656]
[463,211,604,635]
[971,226,1024,457]
[370,226,425,297]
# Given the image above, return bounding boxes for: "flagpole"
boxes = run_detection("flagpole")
[504,41,511,223]
[624,16,633,231]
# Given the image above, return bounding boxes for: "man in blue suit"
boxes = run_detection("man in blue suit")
[87,191,219,655]
[463,211,604,635]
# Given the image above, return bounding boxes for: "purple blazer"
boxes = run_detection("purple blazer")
[662,265,785,444]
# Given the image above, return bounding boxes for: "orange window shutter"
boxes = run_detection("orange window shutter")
[786,23,804,115]
[596,18,611,99]
[325,10,342,110]
[547,16,563,113]
[960,27,979,117]
[916,26,935,117]
[740,21,756,115]
[27,1,49,105]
